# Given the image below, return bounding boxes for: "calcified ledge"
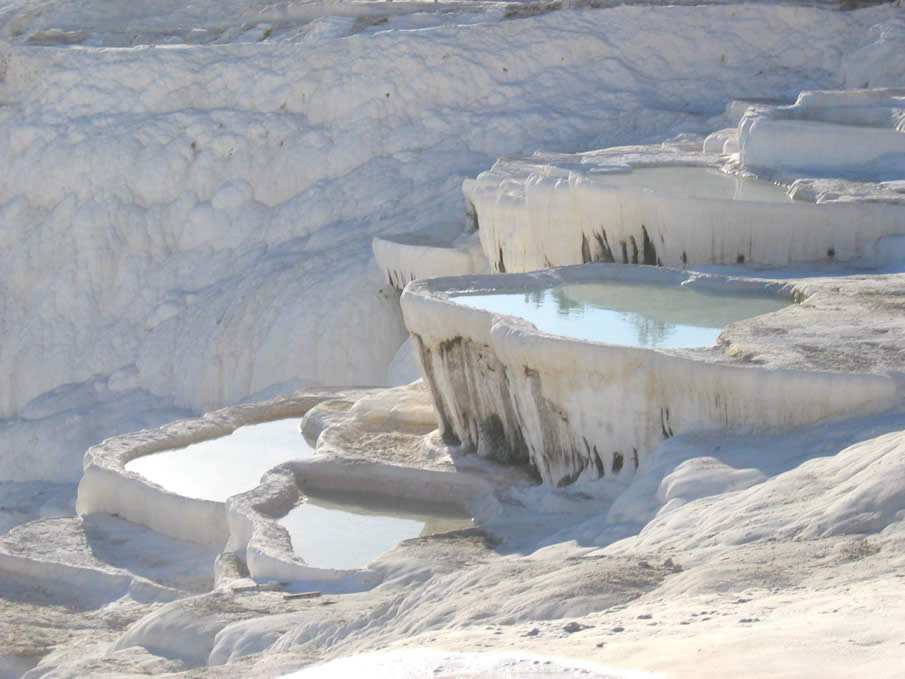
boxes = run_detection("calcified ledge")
[75,388,364,546]
[401,264,898,487]
[372,229,487,292]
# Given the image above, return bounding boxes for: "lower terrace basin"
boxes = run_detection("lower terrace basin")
[280,491,473,570]
[77,387,495,590]
[468,159,905,272]
[77,390,351,546]
[401,264,897,487]
[225,456,494,591]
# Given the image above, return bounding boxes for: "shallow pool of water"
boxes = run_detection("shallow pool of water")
[280,492,473,570]
[592,166,790,203]
[126,418,314,502]
[453,280,788,349]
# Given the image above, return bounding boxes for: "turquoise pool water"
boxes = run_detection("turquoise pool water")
[126,418,314,502]
[453,280,788,349]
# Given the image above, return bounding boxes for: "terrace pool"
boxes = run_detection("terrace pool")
[126,418,314,502]
[452,280,788,349]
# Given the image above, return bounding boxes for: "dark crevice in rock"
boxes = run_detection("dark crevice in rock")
[594,446,605,478]
[641,225,658,266]
[582,229,616,264]
[581,233,592,264]
[465,200,479,232]
[660,407,674,439]
[557,467,582,488]
[480,414,517,464]
[413,335,457,443]
[595,229,615,262]
[439,336,464,354]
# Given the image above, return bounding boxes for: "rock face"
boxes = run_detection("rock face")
[402,266,898,487]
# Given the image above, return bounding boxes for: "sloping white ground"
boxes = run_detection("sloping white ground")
[17,397,905,678]
[281,649,663,679]
[2,2,904,485]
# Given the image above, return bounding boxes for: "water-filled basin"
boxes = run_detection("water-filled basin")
[126,418,314,502]
[452,280,788,349]
[591,166,790,203]
[279,492,473,570]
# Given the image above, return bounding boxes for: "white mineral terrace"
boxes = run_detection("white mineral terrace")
[74,387,491,589]
[401,264,897,487]
[465,87,905,275]
[469,160,905,272]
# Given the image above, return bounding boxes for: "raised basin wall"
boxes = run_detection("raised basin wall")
[469,168,905,273]
[401,267,897,487]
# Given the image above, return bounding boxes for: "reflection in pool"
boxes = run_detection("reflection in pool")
[280,492,474,570]
[453,281,788,349]
[126,418,314,502]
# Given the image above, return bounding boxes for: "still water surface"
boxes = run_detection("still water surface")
[126,418,313,502]
[280,492,473,570]
[453,281,788,349]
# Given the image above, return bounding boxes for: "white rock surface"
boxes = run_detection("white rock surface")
[3,2,905,678]
[2,2,903,487]
[738,88,905,178]
[280,649,662,679]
